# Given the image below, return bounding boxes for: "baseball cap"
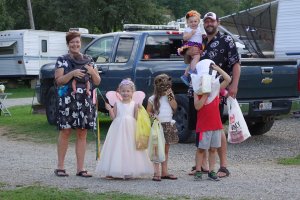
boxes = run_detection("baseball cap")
[203,12,218,21]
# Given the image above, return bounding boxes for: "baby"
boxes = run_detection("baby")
[71,54,92,96]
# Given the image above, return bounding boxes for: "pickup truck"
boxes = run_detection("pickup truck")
[36,30,300,142]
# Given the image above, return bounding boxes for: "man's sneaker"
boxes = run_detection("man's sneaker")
[180,75,190,86]
[194,171,202,181]
[208,171,220,181]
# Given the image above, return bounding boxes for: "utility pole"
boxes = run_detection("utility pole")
[27,0,35,29]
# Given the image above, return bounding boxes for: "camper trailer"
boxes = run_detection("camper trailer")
[0,29,68,78]
[0,29,98,81]
[274,0,300,59]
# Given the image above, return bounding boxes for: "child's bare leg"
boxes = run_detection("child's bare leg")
[72,79,77,95]
[86,81,91,96]
[184,66,190,76]
[190,54,201,72]
[208,147,217,172]
[202,150,209,170]
[152,163,161,181]
[161,144,170,176]
[190,150,208,175]
[195,148,205,172]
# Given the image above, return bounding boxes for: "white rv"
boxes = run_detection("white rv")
[274,0,300,59]
[0,29,98,79]
[0,29,68,77]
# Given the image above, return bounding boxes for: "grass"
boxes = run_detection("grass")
[0,185,224,200]
[0,186,163,200]
[0,182,7,188]
[278,154,300,165]
[0,105,111,143]
[5,87,35,98]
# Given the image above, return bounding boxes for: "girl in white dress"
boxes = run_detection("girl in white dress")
[95,79,153,179]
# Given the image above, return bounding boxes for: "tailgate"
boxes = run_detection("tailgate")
[238,59,299,99]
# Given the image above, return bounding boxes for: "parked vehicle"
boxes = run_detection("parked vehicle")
[0,29,98,84]
[0,29,67,78]
[36,29,300,142]
[274,0,300,59]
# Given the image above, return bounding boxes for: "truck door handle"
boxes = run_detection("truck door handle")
[97,66,104,74]
[261,67,273,75]
[147,76,151,86]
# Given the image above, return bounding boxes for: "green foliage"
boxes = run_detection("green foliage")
[4,0,29,29]
[278,154,300,165]
[0,0,14,30]
[0,0,273,33]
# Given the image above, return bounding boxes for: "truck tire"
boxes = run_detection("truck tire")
[174,95,191,143]
[247,120,274,136]
[46,86,57,125]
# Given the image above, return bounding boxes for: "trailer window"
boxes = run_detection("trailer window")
[41,40,47,53]
[143,35,183,60]
[114,38,134,63]
[85,36,114,63]
[0,41,16,55]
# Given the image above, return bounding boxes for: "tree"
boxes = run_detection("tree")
[238,0,276,11]
[5,0,30,29]
[0,0,15,30]
[1,0,273,33]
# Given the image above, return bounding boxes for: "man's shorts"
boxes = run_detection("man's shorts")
[195,130,222,149]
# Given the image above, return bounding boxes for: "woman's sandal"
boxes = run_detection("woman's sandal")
[217,167,230,178]
[161,174,177,180]
[152,175,161,181]
[76,170,92,178]
[54,169,69,177]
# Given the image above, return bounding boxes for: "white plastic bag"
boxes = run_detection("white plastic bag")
[191,74,213,95]
[191,74,203,95]
[148,119,165,163]
[191,59,217,95]
[227,96,251,143]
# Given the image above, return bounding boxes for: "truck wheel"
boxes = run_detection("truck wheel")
[247,120,274,135]
[174,95,190,143]
[46,86,57,125]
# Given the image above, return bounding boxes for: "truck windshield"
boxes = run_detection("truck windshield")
[143,35,182,60]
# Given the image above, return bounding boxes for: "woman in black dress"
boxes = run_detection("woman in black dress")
[54,31,101,177]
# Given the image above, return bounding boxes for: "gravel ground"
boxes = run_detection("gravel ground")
[0,99,299,199]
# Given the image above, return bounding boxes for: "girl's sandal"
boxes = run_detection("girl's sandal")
[152,175,161,181]
[54,169,69,177]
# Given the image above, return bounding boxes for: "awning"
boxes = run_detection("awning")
[0,41,17,47]
[220,0,279,58]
